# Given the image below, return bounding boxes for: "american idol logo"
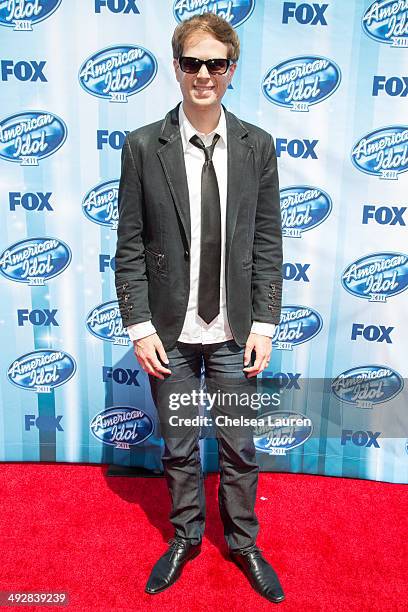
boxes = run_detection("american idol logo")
[262,55,341,112]
[0,237,71,286]
[0,0,61,31]
[273,305,322,350]
[253,411,313,455]
[90,406,154,449]
[0,111,67,166]
[341,252,408,302]
[82,180,119,229]
[78,45,157,103]
[332,365,403,408]
[280,186,332,238]
[173,0,255,27]
[86,300,129,345]
[362,1,408,47]
[7,349,76,393]
[351,126,408,180]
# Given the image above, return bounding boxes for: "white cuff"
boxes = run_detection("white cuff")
[126,321,157,342]
[251,321,276,338]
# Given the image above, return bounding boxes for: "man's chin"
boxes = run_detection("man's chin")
[189,95,218,109]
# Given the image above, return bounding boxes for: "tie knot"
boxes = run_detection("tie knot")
[190,133,220,162]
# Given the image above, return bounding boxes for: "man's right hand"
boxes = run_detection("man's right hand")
[133,333,171,380]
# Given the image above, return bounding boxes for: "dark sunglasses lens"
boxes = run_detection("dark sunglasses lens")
[179,57,230,74]
[207,59,229,74]
[180,57,200,73]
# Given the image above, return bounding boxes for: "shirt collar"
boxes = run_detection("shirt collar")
[179,103,227,153]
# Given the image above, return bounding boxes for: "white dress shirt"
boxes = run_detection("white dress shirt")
[126,104,275,343]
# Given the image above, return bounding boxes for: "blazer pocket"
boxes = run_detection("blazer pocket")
[145,247,167,275]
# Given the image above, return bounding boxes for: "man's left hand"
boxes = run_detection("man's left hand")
[243,332,272,378]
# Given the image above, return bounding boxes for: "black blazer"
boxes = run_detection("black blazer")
[114,103,283,350]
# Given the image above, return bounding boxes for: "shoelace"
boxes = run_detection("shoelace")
[168,537,189,551]
[239,545,263,558]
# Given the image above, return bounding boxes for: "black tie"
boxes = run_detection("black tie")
[190,133,221,324]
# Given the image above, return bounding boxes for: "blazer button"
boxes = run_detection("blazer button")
[184,250,189,260]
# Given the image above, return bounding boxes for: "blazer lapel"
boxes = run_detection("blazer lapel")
[225,108,253,266]
[157,104,191,249]
[156,104,252,256]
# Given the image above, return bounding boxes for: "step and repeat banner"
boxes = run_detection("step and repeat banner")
[1,0,407,483]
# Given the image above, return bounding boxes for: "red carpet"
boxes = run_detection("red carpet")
[0,464,406,611]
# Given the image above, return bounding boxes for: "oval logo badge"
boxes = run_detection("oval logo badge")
[78,45,157,103]
[86,300,129,345]
[82,180,119,229]
[351,126,408,180]
[280,186,332,238]
[0,0,62,31]
[332,365,403,408]
[0,111,67,166]
[341,252,408,302]
[262,55,341,112]
[362,1,408,47]
[253,411,313,455]
[90,406,154,449]
[0,237,71,286]
[7,349,76,393]
[273,306,323,350]
[173,0,255,27]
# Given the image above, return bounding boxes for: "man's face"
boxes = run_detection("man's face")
[173,33,236,111]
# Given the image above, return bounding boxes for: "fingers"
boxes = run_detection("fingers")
[134,334,171,380]
[243,341,254,367]
[157,342,170,368]
[147,338,171,379]
[146,357,171,379]
[243,336,272,378]
[243,354,263,378]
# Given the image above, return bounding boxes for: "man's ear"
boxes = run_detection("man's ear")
[228,62,237,84]
[173,58,180,82]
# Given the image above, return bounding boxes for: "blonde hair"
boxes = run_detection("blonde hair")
[172,13,240,62]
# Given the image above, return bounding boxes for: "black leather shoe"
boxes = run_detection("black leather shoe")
[145,537,201,594]
[230,546,285,603]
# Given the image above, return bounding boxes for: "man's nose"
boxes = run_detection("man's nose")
[196,63,211,78]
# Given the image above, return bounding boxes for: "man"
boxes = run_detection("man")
[115,13,284,604]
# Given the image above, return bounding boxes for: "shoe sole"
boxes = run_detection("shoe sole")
[145,548,201,595]
[229,555,286,604]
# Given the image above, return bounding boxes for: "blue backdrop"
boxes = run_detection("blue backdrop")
[1,0,407,484]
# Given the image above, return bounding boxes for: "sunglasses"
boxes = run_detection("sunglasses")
[178,56,232,75]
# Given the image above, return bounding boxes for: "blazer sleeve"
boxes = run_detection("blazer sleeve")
[251,134,283,325]
[114,135,152,328]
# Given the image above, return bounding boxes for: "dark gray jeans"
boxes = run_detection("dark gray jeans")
[149,339,260,551]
